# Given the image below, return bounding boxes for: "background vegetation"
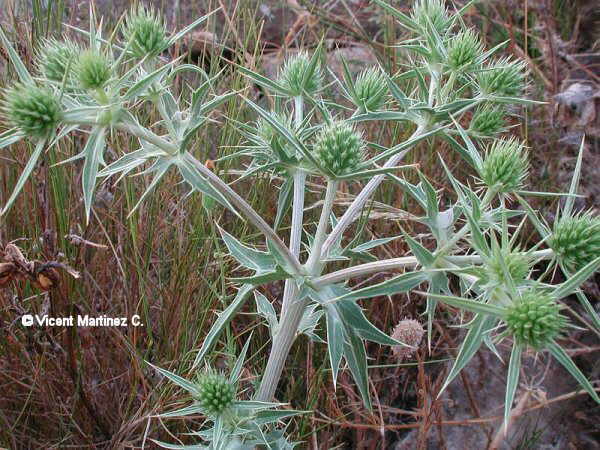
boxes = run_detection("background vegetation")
[0,0,598,448]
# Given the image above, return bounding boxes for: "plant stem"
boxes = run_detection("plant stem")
[321,124,426,257]
[280,169,307,314]
[256,170,307,402]
[305,180,338,273]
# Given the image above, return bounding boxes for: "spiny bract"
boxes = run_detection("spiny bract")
[38,38,80,82]
[76,50,112,90]
[194,372,235,416]
[505,291,566,349]
[353,66,388,111]
[480,138,529,193]
[122,4,168,59]
[3,84,62,139]
[314,121,364,176]
[549,213,600,272]
[278,52,322,97]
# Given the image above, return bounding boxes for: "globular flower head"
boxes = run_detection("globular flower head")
[486,250,530,286]
[505,291,567,349]
[194,371,235,416]
[352,66,388,112]
[391,319,424,360]
[447,29,483,70]
[278,52,322,97]
[411,0,450,34]
[480,138,529,194]
[37,38,80,82]
[469,105,507,137]
[314,121,364,176]
[76,49,112,90]
[549,212,600,272]
[477,58,527,98]
[3,83,62,139]
[122,4,168,59]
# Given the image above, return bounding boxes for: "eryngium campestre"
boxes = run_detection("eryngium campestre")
[3,84,62,139]
[505,291,566,349]
[314,121,364,177]
[550,213,600,272]
[194,372,235,416]
[122,4,168,59]
[480,138,529,193]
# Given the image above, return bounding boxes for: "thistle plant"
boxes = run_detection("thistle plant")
[1,0,599,447]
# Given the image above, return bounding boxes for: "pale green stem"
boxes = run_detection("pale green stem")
[280,169,307,314]
[312,249,555,288]
[305,180,338,273]
[256,170,307,402]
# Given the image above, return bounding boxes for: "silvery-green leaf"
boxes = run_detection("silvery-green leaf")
[166,9,221,47]
[0,26,33,83]
[147,362,199,395]
[122,59,178,101]
[218,227,275,272]
[336,299,401,346]
[230,332,252,383]
[339,271,428,301]
[193,284,255,368]
[422,292,504,316]
[81,126,107,223]
[343,329,371,409]
[0,128,24,150]
[274,176,293,231]
[504,343,522,430]
[255,291,278,337]
[2,140,46,216]
[350,236,401,254]
[563,136,585,219]
[371,0,418,32]
[128,157,173,217]
[439,314,490,395]
[150,440,207,449]
[553,257,600,299]
[547,341,600,404]
[158,403,204,418]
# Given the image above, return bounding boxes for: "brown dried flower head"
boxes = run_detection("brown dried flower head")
[391,319,425,360]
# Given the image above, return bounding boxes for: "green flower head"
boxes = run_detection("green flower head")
[469,105,506,137]
[486,250,530,286]
[447,29,483,70]
[411,0,450,34]
[477,57,527,98]
[505,290,567,349]
[549,212,600,272]
[314,121,364,177]
[3,83,62,139]
[353,66,388,112]
[37,38,80,82]
[278,52,322,97]
[194,372,236,416]
[122,4,168,59]
[480,138,529,194]
[76,49,112,90]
